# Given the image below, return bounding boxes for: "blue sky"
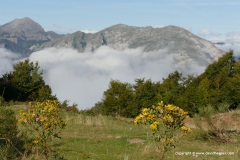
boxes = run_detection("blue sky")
[0,0,240,37]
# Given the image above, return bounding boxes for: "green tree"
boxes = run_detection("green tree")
[158,71,184,104]
[195,51,235,106]
[183,51,238,113]
[132,78,161,116]
[92,51,240,117]
[177,75,198,114]
[222,60,240,104]
[102,80,134,117]
[196,77,211,105]
[0,59,54,101]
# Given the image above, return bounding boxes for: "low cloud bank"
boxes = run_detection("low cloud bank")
[217,33,240,57]
[0,48,21,75]
[198,30,240,56]
[28,46,204,109]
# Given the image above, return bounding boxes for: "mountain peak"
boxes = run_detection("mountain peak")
[0,17,63,55]
[103,24,131,31]
[1,17,45,34]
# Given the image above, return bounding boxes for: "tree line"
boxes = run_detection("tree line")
[88,51,240,117]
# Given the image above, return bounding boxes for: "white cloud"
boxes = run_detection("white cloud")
[197,29,240,56]
[208,32,240,56]
[0,48,21,76]
[225,32,240,44]
[81,30,98,33]
[152,25,166,28]
[28,46,205,110]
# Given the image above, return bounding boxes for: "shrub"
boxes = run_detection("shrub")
[17,100,67,159]
[134,101,192,160]
[0,106,23,159]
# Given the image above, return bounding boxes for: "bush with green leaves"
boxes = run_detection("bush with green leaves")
[0,106,23,159]
[135,101,192,160]
[17,100,67,159]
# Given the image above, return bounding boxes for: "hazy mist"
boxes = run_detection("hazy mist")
[0,48,21,75]
[28,46,205,109]
[1,45,225,109]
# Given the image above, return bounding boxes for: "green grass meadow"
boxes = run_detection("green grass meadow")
[50,112,239,160]
[6,105,240,160]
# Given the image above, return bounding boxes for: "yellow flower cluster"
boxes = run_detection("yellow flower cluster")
[150,121,160,131]
[17,100,67,145]
[180,125,192,135]
[134,108,155,124]
[134,101,192,149]
[134,101,192,159]
[152,102,190,130]
[162,114,173,123]
[135,101,191,130]
[165,104,175,111]
[161,138,174,146]
[134,115,143,124]
[156,102,189,118]
[18,100,65,127]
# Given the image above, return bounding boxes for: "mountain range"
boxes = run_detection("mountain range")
[0,17,225,68]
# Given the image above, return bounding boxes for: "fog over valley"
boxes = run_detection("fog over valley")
[1,46,208,109]
[1,42,239,109]
[30,46,207,109]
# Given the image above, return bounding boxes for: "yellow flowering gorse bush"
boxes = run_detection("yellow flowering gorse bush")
[17,100,67,158]
[134,101,192,159]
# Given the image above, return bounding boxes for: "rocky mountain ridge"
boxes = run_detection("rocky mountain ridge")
[34,23,224,67]
[0,17,225,68]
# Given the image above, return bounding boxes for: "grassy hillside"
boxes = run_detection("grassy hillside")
[57,112,240,160]
[4,104,240,160]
